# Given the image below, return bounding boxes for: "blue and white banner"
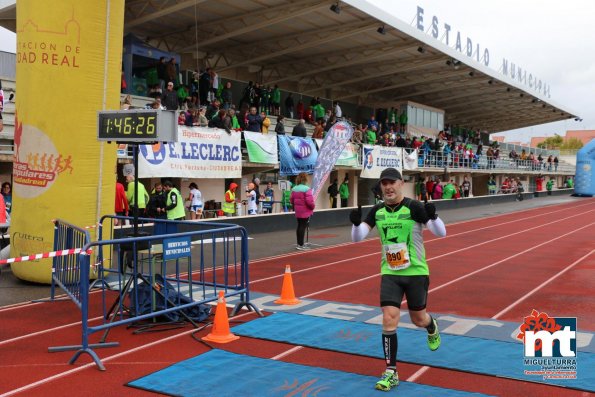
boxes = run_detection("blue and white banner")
[138,126,242,178]
[278,135,318,176]
[311,121,354,200]
[244,131,278,164]
[360,145,403,179]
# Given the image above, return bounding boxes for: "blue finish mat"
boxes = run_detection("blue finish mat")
[127,349,492,397]
[232,312,595,392]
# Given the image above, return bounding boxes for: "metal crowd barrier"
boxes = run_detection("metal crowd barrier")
[49,216,260,370]
[50,219,92,303]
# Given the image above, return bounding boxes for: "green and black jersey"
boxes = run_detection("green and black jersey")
[363,197,430,276]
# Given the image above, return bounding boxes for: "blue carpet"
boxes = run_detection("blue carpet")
[127,349,492,397]
[232,312,594,392]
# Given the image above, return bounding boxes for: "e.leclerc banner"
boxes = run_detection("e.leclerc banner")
[138,126,242,178]
[13,0,124,283]
[244,131,278,164]
[311,121,354,200]
[278,135,318,176]
[360,145,403,179]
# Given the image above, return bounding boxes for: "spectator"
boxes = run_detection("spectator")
[367,115,379,131]
[221,81,233,109]
[547,154,553,171]
[565,176,574,188]
[290,172,315,250]
[554,156,559,171]
[261,111,271,133]
[546,178,554,195]
[334,101,342,118]
[166,58,178,86]
[121,95,132,110]
[156,56,168,91]
[351,125,363,144]
[222,182,238,217]
[125,175,149,218]
[416,177,427,201]
[187,182,203,220]
[432,179,443,200]
[535,175,544,192]
[272,85,281,116]
[312,121,324,139]
[147,183,166,219]
[162,81,179,110]
[487,176,497,195]
[460,176,471,198]
[262,182,275,214]
[275,115,286,135]
[399,109,408,133]
[442,180,456,199]
[296,99,305,120]
[163,181,185,220]
[327,179,339,208]
[114,180,128,226]
[282,181,293,212]
[209,109,232,134]
[177,112,186,125]
[199,68,211,105]
[245,182,258,215]
[339,176,350,207]
[501,177,511,194]
[245,106,262,132]
[285,93,295,118]
[1,182,11,215]
[366,125,378,145]
[292,119,307,137]
[229,109,241,131]
[197,107,208,127]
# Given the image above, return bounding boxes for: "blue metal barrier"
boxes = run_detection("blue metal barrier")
[54,215,260,370]
[50,219,92,304]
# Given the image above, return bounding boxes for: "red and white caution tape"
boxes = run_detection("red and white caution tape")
[0,247,93,265]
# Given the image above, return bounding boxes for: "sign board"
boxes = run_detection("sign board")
[97,109,178,143]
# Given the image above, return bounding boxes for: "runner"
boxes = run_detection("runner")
[349,167,447,391]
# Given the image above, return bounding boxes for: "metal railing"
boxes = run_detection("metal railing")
[49,215,260,370]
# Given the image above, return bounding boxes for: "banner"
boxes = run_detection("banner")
[360,146,403,179]
[403,149,419,170]
[311,121,354,200]
[314,139,359,168]
[138,126,241,178]
[278,135,318,176]
[244,131,278,164]
[13,0,124,283]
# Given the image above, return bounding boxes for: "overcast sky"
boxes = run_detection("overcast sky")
[365,0,595,142]
[2,1,594,143]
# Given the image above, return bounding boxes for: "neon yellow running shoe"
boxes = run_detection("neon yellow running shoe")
[427,318,441,351]
[375,370,399,391]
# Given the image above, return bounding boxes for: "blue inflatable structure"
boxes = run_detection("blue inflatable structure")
[574,138,595,197]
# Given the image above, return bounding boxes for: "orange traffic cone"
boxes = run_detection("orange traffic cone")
[274,265,301,305]
[202,291,240,343]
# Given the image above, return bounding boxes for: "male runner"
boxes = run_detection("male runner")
[349,168,446,391]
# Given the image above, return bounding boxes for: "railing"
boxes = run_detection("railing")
[49,215,260,370]
[412,148,575,173]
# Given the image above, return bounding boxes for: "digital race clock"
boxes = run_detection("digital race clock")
[97,109,177,142]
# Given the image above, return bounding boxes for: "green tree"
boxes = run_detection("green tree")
[560,138,584,150]
[537,134,564,149]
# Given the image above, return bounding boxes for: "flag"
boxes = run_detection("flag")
[311,121,354,200]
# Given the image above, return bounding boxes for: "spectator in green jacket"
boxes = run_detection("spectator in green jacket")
[366,126,378,145]
[339,176,350,207]
[442,180,456,199]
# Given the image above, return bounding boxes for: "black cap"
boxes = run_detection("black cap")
[379,168,402,181]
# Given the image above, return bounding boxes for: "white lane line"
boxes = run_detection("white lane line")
[492,249,595,320]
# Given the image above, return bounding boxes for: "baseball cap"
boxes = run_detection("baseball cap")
[379,168,402,181]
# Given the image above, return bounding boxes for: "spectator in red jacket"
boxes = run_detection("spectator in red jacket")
[115,180,129,226]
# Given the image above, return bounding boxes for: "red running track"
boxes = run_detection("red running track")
[0,199,593,397]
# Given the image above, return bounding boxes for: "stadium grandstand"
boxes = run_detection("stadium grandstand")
[0,0,579,210]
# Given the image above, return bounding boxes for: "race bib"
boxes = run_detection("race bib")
[383,242,410,270]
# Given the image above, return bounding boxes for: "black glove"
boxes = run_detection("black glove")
[425,202,438,220]
[350,205,362,226]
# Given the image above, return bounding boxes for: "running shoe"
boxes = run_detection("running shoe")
[427,318,441,351]
[375,370,399,391]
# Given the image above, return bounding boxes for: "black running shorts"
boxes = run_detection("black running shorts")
[380,275,429,311]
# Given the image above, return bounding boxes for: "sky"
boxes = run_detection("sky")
[365,0,595,143]
[2,1,595,143]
